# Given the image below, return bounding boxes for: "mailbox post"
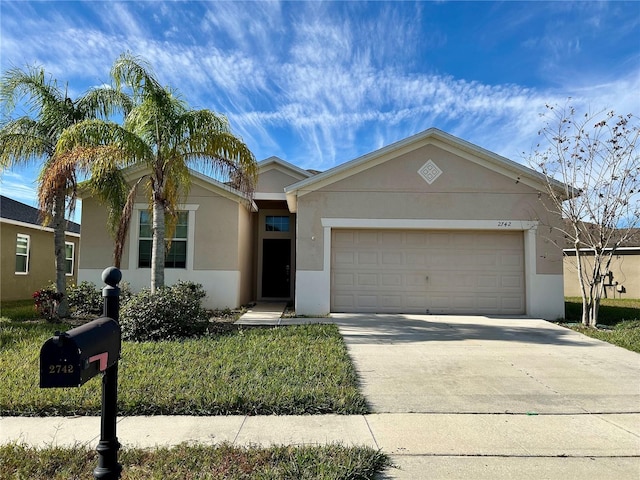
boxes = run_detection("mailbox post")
[39,267,123,479]
[93,267,122,480]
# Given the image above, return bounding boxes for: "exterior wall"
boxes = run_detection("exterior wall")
[77,197,115,270]
[563,251,640,299]
[257,168,305,193]
[237,203,255,306]
[1,220,79,301]
[79,180,250,309]
[294,143,565,319]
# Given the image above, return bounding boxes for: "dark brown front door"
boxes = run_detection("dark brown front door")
[262,239,291,298]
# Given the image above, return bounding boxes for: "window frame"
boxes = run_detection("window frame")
[15,233,30,275]
[138,210,189,269]
[64,241,75,276]
[265,215,290,232]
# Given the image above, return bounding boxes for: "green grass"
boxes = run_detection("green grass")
[0,299,39,321]
[563,297,640,353]
[0,443,391,480]
[0,320,368,416]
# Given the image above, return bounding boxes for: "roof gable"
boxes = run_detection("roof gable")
[256,156,316,200]
[285,128,567,212]
[258,156,315,180]
[78,163,257,211]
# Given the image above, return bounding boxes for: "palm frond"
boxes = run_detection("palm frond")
[113,176,145,268]
[76,86,133,120]
[111,53,164,102]
[0,117,53,169]
[56,119,153,166]
[0,65,64,116]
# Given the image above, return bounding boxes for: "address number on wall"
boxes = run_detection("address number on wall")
[497,221,512,227]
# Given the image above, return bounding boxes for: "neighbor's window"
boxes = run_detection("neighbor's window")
[265,215,289,232]
[15,234,30,274]
[138,211,188,268]
[65,242,75,276]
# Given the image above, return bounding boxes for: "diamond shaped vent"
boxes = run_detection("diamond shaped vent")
[418,160,442,185]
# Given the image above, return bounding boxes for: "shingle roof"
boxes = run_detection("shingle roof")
[0,195,81,234]
[562,219,639,249]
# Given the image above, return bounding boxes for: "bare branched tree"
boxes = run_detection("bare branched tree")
[530,103,640,327]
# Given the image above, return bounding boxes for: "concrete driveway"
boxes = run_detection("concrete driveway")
[334,314,640,479]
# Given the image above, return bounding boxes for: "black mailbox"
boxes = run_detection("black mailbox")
[40,317,121,388]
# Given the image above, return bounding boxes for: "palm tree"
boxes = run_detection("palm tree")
[0,66,131,316]
[50,53,257,293]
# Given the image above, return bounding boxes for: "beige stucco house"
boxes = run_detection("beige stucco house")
[564,248,640,299]
[0,196,80,301]
[78,128,566,319]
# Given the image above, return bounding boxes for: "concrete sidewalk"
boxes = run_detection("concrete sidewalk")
[2,412,639,478]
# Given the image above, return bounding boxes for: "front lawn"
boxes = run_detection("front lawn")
[563,297,640,353]
[0,320,368,416]
[0,443,391,480]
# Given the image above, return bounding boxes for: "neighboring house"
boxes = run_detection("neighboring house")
[0,195,80,301]
[563,229,640,299]
[79,128,566,319]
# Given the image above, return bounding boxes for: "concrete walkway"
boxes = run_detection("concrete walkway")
[2,311,639,479]
[1,412,639,478]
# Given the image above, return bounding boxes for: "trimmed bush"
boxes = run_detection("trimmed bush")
[120,281,209,341]
[67,281,134,317]
[66,281,103,316]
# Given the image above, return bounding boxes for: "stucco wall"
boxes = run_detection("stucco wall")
[1,221,79,301]
[237,204,255,305]
[79,177,250,309]
[296,144,563,274]
[257,168,304,193]
[564,252,640,299]
[77,197,114,269]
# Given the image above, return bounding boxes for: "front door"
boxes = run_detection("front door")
[261,239,291,298]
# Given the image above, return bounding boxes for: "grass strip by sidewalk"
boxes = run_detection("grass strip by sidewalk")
[0,443,391,480]
[563,298,640,353]
[0,322,368,416]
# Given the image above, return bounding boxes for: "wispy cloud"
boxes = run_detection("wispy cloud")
[1,0,638,176]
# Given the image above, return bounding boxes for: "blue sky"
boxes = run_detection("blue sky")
[1,1,639,220]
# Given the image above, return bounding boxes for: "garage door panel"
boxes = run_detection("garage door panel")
[334,272,355,285]
[502,297,524,313]
[501,275,523,289]
[382,251,403,265]
[381,274,402,286]
[331,229,525,315]
[357,273,378,286]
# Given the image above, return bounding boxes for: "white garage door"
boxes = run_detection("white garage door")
[331,229,525,315]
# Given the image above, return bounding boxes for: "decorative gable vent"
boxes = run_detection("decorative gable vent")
[418,160,442,185]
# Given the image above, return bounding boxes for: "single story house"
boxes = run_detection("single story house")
[564,229,640,299]
[0,195,80,301]
[78,128,566,319]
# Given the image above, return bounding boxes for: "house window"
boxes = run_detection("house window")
[138,211,188,268]
[15,234,30,274]
[266,215,290,232]
[65,242,75,276]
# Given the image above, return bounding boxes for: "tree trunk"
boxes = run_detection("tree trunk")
[151,198,165,293]
[574,246,591,327]
[52,189,70,317]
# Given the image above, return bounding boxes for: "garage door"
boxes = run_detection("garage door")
[331,229,525,314]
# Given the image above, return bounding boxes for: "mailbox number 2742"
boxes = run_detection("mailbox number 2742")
[49,364,74,374]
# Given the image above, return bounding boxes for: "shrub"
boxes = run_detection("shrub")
[119,281,209,341]
[66,281,103,316]
[67,281,134,317]
[32,286,63,322]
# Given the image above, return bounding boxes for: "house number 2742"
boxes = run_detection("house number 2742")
[497,221,512,227]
